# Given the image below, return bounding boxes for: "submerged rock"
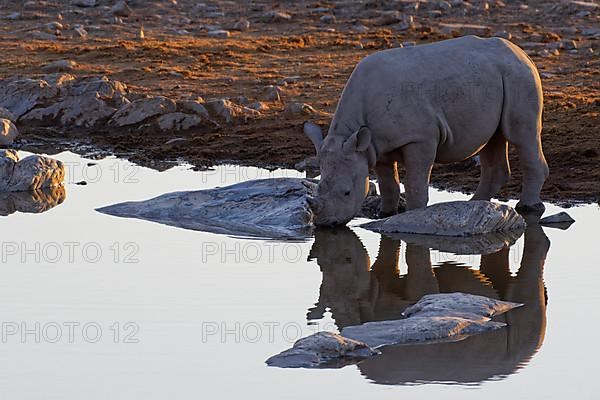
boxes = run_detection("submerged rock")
[540,211,575,228]
[0,150,65,192]
[265,332,378,369]
[267,293,522,368]
[362,201,525,237]
[97,178,317,239]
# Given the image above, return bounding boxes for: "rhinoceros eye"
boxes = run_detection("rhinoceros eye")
[344,191,351,196]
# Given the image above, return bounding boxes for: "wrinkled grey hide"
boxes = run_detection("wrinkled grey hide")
[266,292,522,368]
[305,36,549,225]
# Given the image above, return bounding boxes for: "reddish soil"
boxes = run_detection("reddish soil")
[0,0,598,205]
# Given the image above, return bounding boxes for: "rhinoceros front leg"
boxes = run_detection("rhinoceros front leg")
[401,142,435,210]
[374,161,400,218]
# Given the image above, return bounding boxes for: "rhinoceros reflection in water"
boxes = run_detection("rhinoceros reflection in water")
[0,186,66,216]
[307,218,548,384]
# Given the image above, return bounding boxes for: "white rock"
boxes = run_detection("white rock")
[0,119,19,145]
[22,76,129,128]
[361,201,526,237]
[0,151,65,192]
[97,178,317,239]
[111,0,132,17]
[285,102,317,115]
[207,30,230,38]
[266,332,378,368]
[262,85,283,101]
[41,60,78,72]
[261,11,292,22]
[109,96,176,127]
[178,100,209,118]
[73,27,88,38]
[157,112,204,131]
[0,77,58,119]
[203,99,260,123]
[540,211,575,225]
[232,20,250,31]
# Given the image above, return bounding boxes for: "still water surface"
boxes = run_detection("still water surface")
[0,151,598,399]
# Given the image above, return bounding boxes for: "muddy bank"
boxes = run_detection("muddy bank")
[0,0,598,204]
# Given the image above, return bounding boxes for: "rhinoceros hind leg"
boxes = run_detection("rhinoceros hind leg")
[504,117,548,211]
[471,130,511,201]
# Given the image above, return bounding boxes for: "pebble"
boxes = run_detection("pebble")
[320,15,336,23]
[207,30,230,38]
[232,20,250,31]
[0,119,18,146]
[111,0,133,17]
[41,60,77,72]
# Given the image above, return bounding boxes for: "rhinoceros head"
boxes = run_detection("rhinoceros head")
[304,122,372,226]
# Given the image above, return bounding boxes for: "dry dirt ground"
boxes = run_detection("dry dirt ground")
[0,0,598,205]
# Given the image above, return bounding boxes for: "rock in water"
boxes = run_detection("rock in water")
[97,178,316,239]
[361,201,526,237]
[267,293,522,368]
[0,150,65,192]
[540,211,575,227]
[265,332,379,368]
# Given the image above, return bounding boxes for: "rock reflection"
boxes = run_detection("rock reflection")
[308,217,548,385]
[0,185,66,216]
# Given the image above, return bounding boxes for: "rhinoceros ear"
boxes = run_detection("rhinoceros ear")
[343,126,372,154]
[303,122,324,155]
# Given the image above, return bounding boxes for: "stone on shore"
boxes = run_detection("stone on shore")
[361,201,526,237]
[22,76,129,127]
[41,60,78,73]
[0,150,65,192]
[0,119,19,145]
[109,96,176,127]
[157,112,205,132]
[0,77,58,119]
[203,99,260,124]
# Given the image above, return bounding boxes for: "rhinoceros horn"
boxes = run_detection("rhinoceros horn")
[303,122,324,155]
